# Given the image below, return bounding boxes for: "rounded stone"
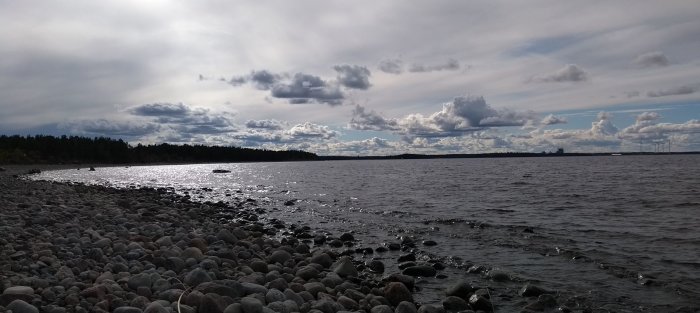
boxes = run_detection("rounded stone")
[7,300,39,313]
[384,282,413,306]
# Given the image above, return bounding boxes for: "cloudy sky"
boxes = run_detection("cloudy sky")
[2,1,700,155]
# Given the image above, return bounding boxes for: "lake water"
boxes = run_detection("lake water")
[35,155,700,311]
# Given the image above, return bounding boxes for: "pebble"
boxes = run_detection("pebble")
[6,299,39,313]
[384,282,413,306]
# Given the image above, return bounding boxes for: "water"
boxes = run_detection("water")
[35,155,700,311]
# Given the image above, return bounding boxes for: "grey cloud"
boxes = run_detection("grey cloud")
[633,51,669,68]
[349,105,400,131]
[541,114,568,125]
[378,59,403,74]
[271,73,344,105]
[128,102,236,134]
[636,111,660,122]
[129,102,190,117]
[245,119,283,130]
[409,58,460,73]
[66,119,160,137]
[228,70,281,89]
[646,85,697,97]
[286,122,338,139]
[334,65,372,90]
[532,64,589,82]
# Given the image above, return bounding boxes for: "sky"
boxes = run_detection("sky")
[2,1,700,155]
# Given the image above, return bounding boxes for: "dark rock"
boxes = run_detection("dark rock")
[114,307,143,313]
[367,260,385,273]
[396,301,418,313]
[250,260,269,273]
[303,282,326,297]
[416,304,443,313]
[197,282,244,299]
[468,294,492,312]
[128,273,152,290]
[284,200,296,206]
[402,265,436,277]
[486,269,510,282]
[384,282,413,306]
[332,257,358,277]
[337,296,358,311]
[442,296,469,312]
[296,266,320,280]
[397,253,416,263]
[310,253,333,268]
[466,265,486,274]
[241,297,263,313]
[199,294,231,313]
[6,300,39,313]
[445,281,477,299]
[213,169,231,173]
[422,240,437,246]
[143,301,169,313]
[181,247,204,261]
[184,268,212,286]
[217,229,238,244]
[269,250,292,264]
[371,305,394,313]
[340,233,354,241]
[382,274,415,290]
[398,262,416,270]
[519,283,553,297]
[387,243,401,251]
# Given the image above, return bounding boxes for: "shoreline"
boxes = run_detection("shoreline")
[0,166,499,313]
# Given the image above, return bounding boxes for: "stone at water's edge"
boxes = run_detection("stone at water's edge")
[384,282,413,306]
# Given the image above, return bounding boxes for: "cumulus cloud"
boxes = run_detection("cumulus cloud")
[409,58,460,73]
[619,112,700,145]
[128,102,190,117]
[228,70,282,89]
[636,111,660,122]
[531,64,589,82]
[349,105,400,131]
[633,51,670,68]
[286,122,338,139]
[541,114,568,125]
[334,65,371,90]
[646,85,697,98]
[245,119,283,130]
[128,102,236,134]
[351,96,538,138]
[378,59,403,74]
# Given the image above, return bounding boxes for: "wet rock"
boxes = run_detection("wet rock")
[468,294,492,312]
[486,269,510,282]
[340,233,354,241]
[382,274,415,290]
[337,296,358,311]
[397,253,416,263]
[417,304,443,313]
[217,229,238,244]
[445,281,477,299]
[312,299,342,313]
[303,282,326,297]
[3,286,34,296]
[269,250,292,264]
[6,299,39,313]
[384,282,413,306]
[422,240,437,246]
[519,283,553,297]
[213,169,231,173]
[442,296,468,312]
[387,243,401,251]
[367,260,385,273]
[466,265,486,274]
[310,253,333,268]
[402,265,436,277]
[332,257,358,277]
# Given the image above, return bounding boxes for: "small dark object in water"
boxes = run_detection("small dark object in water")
[89,167,96,171]
[423,240,438,246]
[27,169,41,174]
[212,169,231,173]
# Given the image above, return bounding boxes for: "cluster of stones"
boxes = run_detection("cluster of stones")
[0,169,572,313]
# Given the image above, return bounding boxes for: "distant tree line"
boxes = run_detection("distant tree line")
[0,135,317,164]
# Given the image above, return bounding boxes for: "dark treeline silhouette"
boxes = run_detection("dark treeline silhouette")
[0,135,317,164]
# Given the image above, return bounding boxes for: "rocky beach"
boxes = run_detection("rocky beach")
[1,165,697,313]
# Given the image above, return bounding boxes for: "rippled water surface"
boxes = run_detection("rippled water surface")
[35,155,700,311]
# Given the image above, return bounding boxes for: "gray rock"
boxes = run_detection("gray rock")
[283,300,299,313]
[224,303,242,313]
[266,289,286,303]
[241,296,264,313]
[266,301,289,313]
[143,301,169,313]
[367,260,385,273]
[269,250,293,264]
[181,247,204,261]
[155,236,173,247]
[402,265,436,277]
[310,253,333,268]
[217,229,239,244]
[94,238,112,248]
[266,277,288,291]
[417,304,443,313]
[128,273,152,290]
[337,296,358,311]
[165,257,185,272]
[2,286,34,295]
[113,307,143,313]
[486,269,510,282]
[395,301,417,313]
[371,305,394,313]
[197,282,244,299]
[304,282,326,298]
[284,289,304,306]
[384,282,413,306]
[442,296,468,312]
[296,266,320,280]
[445,281,477,299]
[242,282,268,296]
[251,260,269,273]
[311,299,341,313]
[184,268,212,286]
[332,257,358,277]
[7,300,39,313]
